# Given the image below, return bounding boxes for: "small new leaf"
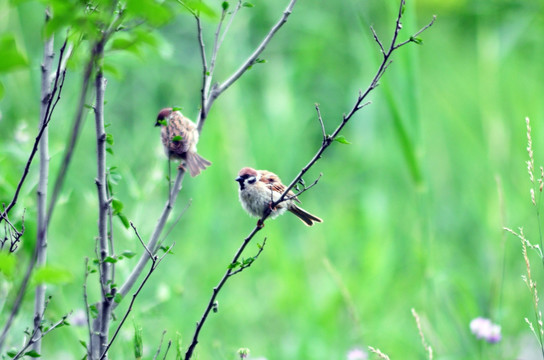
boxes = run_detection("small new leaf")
[334,135,351,144]
[114,293,123,304]
[112,198,124,215]
[172,106,183,111]
[228,261,240,269]
[121,250,136,259]
[157,119,168,126]
[104,256,117,263]
[24,350,41,358]
[89,304,98,319]
[117,213,130,229]
[410,36,423,45]
[106,133,114,145]
[242,2,254,7]
[172,135,183,142]
[222,1,229,10]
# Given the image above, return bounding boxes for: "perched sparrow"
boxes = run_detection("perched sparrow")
[155,108,211,177]
[235,167,323,226]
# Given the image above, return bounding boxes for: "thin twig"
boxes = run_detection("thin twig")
[315,104,327,140]
[83,258,93,359]
[184,227,262,360]
[152,330,167,360]
[197,0,298,132]
[162,340,172,360]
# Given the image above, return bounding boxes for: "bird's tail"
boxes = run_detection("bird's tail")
[185,152,212,177]
[289,205,323,226]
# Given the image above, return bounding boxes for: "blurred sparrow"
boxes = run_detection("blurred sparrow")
[155,108,211,177]
[235,167,323,226]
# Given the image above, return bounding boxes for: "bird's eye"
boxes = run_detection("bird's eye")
[248,177,256,184]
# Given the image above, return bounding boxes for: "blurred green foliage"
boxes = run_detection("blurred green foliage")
[1,0,544,359]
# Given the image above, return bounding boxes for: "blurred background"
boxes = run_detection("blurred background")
[1,0,544,358]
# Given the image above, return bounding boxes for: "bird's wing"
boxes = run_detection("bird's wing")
[167,112,195,154]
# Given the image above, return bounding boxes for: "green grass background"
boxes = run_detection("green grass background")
[1,0,544,358]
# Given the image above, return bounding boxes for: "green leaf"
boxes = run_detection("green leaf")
[133,320,143,358]
[160,245,174,254]
[334,135,351,144]
[79,340,88,350]
[0,252,16,278]
[157,119,168,126]
[0,34,29,73]
[242,257,254,266]
[104,256,117,263]
[7,350,17,357]
[228,261,240,269]
[175,332,183,360]
[121,250,136,259]
[103,63,123,80]
[89,305,98,319]
[172,106,183,111]
[410,36,423,45]
[180,0,218,18]
[125,0,174,26]
[117,213,130,229]
[171,135,183,142]
[242,2,254,7]
[255,58,266,63]
[0,81,4,100]
[110,38,135,51]
[106,133,114,146]
[111,198,123,215]
[106,147,114,155]
[32,266,73,285]
[222,1,229,10]
[114,293,123,304]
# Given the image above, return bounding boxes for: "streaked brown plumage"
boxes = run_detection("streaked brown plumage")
[155,108,211,177]
[235,167,323,226]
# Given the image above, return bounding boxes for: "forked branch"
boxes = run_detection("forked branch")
[185,2,435,359]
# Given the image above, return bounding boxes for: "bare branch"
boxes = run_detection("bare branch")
[184,228,264,360]
[370,26,385,56]
[267,4,435,210]
[116,168,186,302]
[130,221,153,259]
[197,0,298,132]
[152,330,168,360]
[315,104,327,140]
[83,258,93,359]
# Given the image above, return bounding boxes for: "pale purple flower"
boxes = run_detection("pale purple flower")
[470,317,502,343]
[347,347,368,360]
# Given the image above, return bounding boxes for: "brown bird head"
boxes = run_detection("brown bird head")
[155,107,173,127]
[235,167,259,190]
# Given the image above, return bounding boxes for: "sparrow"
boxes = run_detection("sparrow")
[155,108,211,177]
[235,167,323,226]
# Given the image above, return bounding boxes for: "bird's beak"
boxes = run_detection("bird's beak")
[154,121,160,127]
[235,176,243,183]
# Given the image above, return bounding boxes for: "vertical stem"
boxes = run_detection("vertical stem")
[33,10,54,353]
[92,41,113,359]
